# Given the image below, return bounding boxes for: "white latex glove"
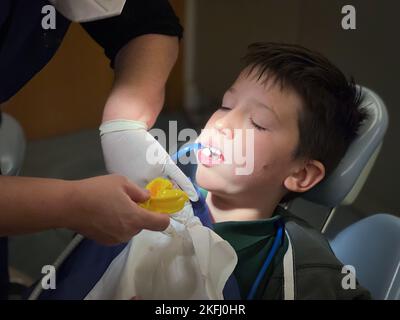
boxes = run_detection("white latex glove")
[100,119,198,201]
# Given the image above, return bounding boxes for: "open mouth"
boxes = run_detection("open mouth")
[197,145,224,167]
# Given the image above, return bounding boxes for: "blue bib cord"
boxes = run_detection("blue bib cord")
[246,222,285,300]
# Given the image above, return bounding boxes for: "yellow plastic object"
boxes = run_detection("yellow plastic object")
[139,177,189,214]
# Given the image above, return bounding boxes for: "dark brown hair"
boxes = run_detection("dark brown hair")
[242,42,368,200]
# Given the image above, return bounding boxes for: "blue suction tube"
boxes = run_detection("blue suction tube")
[171,143,203,162]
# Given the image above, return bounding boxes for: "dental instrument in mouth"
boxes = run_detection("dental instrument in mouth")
[171,142,224,167]
[198,144,224,167]
[171,143,204,162]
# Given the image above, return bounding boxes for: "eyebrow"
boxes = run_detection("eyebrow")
[225,87,281,123]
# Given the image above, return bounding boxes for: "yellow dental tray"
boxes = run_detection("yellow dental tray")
[139,177,189,214]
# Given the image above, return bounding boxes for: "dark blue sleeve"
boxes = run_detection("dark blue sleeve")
[0,0,71,103]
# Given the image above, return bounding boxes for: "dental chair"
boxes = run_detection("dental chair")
[282,86,398,300]
[290,88,398,300]
[330,214,400,300]
[281,86,399,300]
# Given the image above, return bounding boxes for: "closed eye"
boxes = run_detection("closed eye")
[249,117,267,131]
[219,106,231,111]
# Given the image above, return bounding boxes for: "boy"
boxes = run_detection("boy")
[192,42,370,299]
[32,42,371,300]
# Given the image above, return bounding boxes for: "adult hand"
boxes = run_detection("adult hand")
[100,119,199,201]
[68,174,170,245]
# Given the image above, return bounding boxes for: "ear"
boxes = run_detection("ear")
[283,160,325,193]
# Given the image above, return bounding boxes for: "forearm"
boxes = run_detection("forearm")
[0,176,74,236]
[102,34,179,128]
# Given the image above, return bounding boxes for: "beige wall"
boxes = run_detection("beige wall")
[188,0,400,214]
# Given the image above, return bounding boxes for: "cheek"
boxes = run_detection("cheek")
[248,134,272,171]
[249,135,295,180]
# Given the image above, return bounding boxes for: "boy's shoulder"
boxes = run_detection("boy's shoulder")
[280,208,341,266]
[268,207,371,300]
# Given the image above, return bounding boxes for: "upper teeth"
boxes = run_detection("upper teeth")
[203,146,222,157]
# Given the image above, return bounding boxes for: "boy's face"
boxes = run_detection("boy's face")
[196,70,306,200]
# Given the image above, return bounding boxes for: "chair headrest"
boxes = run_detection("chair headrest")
[301,86,389,207]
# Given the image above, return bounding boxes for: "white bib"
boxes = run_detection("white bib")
[49,0,126,23]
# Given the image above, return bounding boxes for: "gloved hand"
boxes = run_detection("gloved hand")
[100,119,198,202]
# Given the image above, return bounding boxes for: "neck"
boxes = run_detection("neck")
[206,189,281,223]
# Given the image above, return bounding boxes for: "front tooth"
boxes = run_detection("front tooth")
[210,147,221,156]
[202,148,211,157]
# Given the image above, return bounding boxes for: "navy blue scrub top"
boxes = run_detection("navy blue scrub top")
[0,0,183,298]
[0,0,70,104]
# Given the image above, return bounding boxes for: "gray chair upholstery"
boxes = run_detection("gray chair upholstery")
[330,214,400,300]
[0,113,26,176]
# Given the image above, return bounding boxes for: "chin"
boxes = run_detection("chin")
[196,165,247,196]
[195,166,214,190]
[195,165,226,193]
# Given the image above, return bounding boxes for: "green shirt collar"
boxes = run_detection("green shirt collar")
[213,215,281,252]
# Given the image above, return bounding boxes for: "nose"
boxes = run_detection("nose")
[214,108,242,140]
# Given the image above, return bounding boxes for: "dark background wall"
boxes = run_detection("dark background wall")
[186,0,399,216]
